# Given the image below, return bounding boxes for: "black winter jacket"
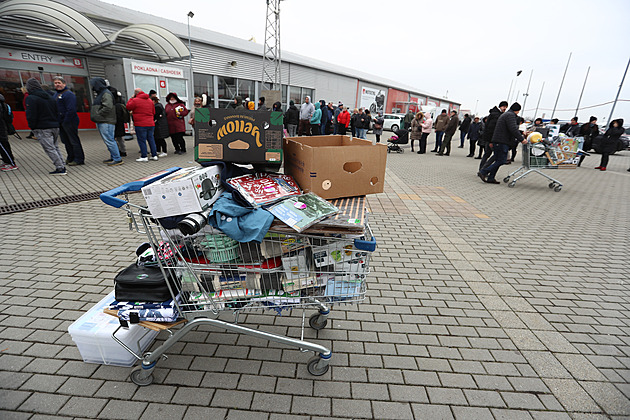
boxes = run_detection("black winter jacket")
[114,103,129,138]
[467,121,482,140]
[459,116,471,132]
[481,107,502,145]
[445,115,459,135]
[578,123,599,143]
[491,110,523,147]
[284,105,299,125]
[25,89,59,130]
[602,124,624,152]
[154,102,170,139]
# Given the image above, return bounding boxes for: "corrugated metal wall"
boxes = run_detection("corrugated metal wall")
[313,71,358,108]
[86,57,107,79]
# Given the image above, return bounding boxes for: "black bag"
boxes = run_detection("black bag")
[114,264,177,302]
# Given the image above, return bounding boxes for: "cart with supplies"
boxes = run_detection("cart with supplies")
[99,168,376,386]
[503,133,585,192]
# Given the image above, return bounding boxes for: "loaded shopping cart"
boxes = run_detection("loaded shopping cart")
[503,135,585,192]
[100,168,376,386]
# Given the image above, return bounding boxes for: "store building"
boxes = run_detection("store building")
[0,0,459,131]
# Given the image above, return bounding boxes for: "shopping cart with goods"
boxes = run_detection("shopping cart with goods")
[100,167,376,386]
[502,134,584,192]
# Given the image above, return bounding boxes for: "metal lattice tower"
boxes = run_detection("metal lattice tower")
[261,0,281,89]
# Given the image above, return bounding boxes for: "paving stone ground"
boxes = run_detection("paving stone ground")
[1,130,630,419]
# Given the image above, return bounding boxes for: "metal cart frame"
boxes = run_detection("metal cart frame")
[100,168,376,386]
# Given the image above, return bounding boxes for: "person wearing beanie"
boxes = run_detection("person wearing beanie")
[577,116,599,167]
[258,96,269,111]
[333,103,343,134]
[437,110,459,156]
[284,100,299,137]
[319,99,331,135]
[24,77,67,175]
[478,101,508,170]
[479,102,527,184]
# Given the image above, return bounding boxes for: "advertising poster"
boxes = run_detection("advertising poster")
[359,86,386,114]
[194,108,283,164]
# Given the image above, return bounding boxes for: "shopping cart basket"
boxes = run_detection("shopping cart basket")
[100,168,376,385]
[503,141,583,191]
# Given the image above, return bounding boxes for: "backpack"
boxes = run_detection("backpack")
[1,103,15,135]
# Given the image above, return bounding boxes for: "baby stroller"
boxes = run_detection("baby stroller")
[387,129,409,153]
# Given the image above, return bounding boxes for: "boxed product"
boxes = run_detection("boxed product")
[283,136,387,199]
[311,241,366,268]
[68,291,158,367]
[141,165,223,218]
[281,252,309,280]
[194,108,284,165]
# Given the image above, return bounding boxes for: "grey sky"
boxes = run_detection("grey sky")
[105,0,630,124]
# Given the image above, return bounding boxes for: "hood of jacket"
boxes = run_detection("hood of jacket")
[488,106,501,116]
[314,102,320,110]
[0,94,5,102]
[89,77,108,93]
[234,96,243,106]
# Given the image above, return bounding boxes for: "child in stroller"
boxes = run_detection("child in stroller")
[387,129,409,153]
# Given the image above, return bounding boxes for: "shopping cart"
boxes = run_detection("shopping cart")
[502,140,582,192]
[100,168,376,386]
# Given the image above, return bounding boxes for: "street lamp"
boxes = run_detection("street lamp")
[187,11,194,102]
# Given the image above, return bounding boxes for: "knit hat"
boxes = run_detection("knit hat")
[499,101,509,108]
[589,116,597,122]
[509,102,521,112]
[26,77,42,93]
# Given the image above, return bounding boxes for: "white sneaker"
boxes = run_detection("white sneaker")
[136,157,149,162]
[158,152,167,158]
[150,156,158,161]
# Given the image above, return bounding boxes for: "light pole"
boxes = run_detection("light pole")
[187,11,194,101]
[521,70,533,119]
[606,57,629,127]
[534,82,545,120]
[551,52,571,119]
[574,66,590,118]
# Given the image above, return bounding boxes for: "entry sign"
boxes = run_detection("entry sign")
[194,108,283,165]
[159,80,166,88]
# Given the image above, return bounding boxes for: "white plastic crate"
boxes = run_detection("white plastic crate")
[68,291,158,367]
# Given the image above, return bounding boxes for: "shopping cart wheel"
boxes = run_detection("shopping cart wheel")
[554,185,562,192]
[508,181,516,188]
[503,177,510,183]
[130,366,154,386]
[309,313,328,330]
[307,356,330,376]
[548,182,555,189]
[397,149,404,154]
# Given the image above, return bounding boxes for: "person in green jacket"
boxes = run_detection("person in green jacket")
[310,102,322,135]
[89,78,123,166]
[403,109,414,130]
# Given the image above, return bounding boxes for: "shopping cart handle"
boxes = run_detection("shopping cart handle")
[354,236,376,252]
[100,167,182,208]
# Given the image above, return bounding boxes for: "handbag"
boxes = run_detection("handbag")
[114,264,179,302]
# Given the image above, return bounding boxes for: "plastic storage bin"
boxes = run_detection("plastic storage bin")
[68,291,159,367]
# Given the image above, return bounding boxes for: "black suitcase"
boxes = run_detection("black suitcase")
[114,264,178,302]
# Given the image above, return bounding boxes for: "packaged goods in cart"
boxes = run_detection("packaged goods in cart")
[318,195,367,230]
[141,165,223,218]
[267,192,339,233]
[228,173,301,207]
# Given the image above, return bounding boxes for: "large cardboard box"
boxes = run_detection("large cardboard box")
[141,165,223,218]
[283,136,387,199]
[193,108,284,165]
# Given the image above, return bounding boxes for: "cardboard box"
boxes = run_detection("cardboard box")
[194,108,284,165]
[283,136,387,199]
[141,165,223,218]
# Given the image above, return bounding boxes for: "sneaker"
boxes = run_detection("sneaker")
[477,172,487,182]
[1,165,18,171]
[600,167,606,171]
[158,152,168,158]
[150,156,158,161]
[103,158,114,163]
[594,166,601,169]
[49,168,67,175]
[120,152,127,157]
[174,150,182,155]
[486,179,500,184]
[67,161,82,166]
[108,160,124,166]
[0,164,9,169]
[136,157,149,162]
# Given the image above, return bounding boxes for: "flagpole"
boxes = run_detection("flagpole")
[534,82,545,120]
[574,66,590,118]
[551,52,571,119]
[606,57,630,127]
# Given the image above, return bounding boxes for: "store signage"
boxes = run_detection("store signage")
[0,48,84,68]
[131,61,184,78]
[159,80,166,88]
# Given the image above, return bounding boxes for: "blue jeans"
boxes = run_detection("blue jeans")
[357,128,367,139]
[135,126,157,158]
[96,123,120,161]
[435,131,444,150]
[480,143,509,181]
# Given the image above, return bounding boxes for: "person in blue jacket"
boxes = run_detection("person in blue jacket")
[310,102,322,135]
[53,76,85,166]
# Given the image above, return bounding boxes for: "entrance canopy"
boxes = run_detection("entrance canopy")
[0,0,190,61]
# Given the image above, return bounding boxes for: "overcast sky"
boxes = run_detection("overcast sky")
[105,0,630,124]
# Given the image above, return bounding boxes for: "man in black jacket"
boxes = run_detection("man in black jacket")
[284,100,299,137]
[577,116,598,167]
[437,110,459,156]
[478,101,508,169]
[25,78,67,175]
[458,113,471,148]
[479,102,527,184]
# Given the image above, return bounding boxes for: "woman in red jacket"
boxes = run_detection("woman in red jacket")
[336,106,351,135]
[164,92,190,154]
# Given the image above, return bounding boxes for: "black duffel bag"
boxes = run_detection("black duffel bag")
[114,264,178,302]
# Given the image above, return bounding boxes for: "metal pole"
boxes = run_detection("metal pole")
[522,70,533,117]
[507,79,514,101]
[534,82,545,120]
[606,56,630,127]
[187,12,194,100]
[474,99,478,115]
[551,52,571,119]
[574,66,590,118]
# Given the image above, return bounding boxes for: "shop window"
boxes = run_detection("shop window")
[194,73,214,106]
[134,74,157,97]
[289,86,301,107]
[302,88,314,102]
[0,69,25,111]
[238,79,254,100]
[281,85,287,108]
[217,76,236,108]
[167,78,187,101]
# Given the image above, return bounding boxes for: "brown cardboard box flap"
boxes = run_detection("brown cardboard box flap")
[284,136,387,199]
